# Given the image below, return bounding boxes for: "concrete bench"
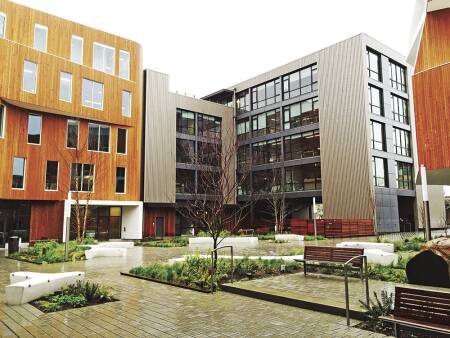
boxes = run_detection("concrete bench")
[189,237,258,248]
[84,247,127,259]
[336,241,394,253]
[275,234,304,242]
[97,241,134,249]
[6,271,85,305]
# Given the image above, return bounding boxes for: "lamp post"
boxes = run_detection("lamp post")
[313,197,317,239]
[420,165,432,241]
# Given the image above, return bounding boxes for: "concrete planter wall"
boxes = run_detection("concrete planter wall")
[189,237,258,248]
[336,241,394,253]
[275,234,304,242]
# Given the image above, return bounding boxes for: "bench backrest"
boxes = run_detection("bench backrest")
[304,246,364,267]
[394,287,450,326]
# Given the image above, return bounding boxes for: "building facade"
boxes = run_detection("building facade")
[0,0,143,246]
[409,0,450,229]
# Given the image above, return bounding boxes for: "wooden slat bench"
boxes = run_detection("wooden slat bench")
[380,287,450,337]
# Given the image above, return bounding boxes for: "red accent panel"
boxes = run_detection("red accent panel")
[29,201,64,241]
[144,207,176,237]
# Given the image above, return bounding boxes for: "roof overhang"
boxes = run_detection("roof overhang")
[201,89,233,102]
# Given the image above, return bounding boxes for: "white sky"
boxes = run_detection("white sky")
[14,0,417,97]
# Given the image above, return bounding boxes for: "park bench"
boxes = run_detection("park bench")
[380,287,450,337]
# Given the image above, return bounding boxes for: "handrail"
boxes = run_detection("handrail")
[210,245,234,293]
[343,255,369,326]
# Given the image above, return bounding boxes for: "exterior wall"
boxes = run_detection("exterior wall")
[29,201,64,241]
[121,203,144,239]
[143,207,176,237]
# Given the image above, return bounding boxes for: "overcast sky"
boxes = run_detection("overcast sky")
[14,0,417,97]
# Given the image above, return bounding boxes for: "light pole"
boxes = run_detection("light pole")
[313,197,317,239]
[420,165,432,241]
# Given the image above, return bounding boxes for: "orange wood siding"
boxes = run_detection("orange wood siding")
[415,8,450,74]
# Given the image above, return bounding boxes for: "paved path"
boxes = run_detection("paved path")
[0,245,388,337]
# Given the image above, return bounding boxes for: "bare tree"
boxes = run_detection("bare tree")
[259,168,286,233]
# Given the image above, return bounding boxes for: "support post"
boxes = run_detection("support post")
[344,265,350,326]
[421,165,432,241]
[313,197,317,239]
[63,192,72,262]
[364,256,369,307]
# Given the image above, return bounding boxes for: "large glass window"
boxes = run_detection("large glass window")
[236,119,250,141]
[70,163,94,192]
[176,109,195,135]
[198,114,221,138]
[88,123,110,152]
[176,169,195,193]
[366,49,381,81]
[82,79,103,109]
[251,78,281,109]
[368,85,383,116]
[67,119,78,148]
[119,50,130,80]
[372,156,387,187]
[395,162,413,190]
[12,157,26,189]
[27,114,41,144]
[121,91,131,117]
[115,167,126,193]
[0,104,5,138]
[370,120,385,151]
[45,160,58,191]
[237,145,251,168]
[71,36,83,64]
[253,169,282,193]
[236,90,250,113]
[23,60,38,93]
[282,64,318,100]
[198,141,221,166]
[252,109,280,137]
[285,163,321,192]
[393,128,410,157]
[390,61,407,92]
[59,72,72,102]
[33,24,48,52]
[0,12,6,38]
[93,42,115,74]
[176,138,195,163]
[252,139,281,165]
[283,97,319,129]
[117,128,127,154]
[284,130,320,160]
[391,94,408,124]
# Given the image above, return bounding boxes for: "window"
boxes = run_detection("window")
[121,91,131,117]
[237,145,251,168]
[395,162,413,190]
[119,50,130,80]
[70,163,94,192]
[283,64,318,100]
[370,121,385,151]
[393,128,410,157]
[33,24,48,52]
[23,60,38,93]
[252,139,281,165]
[198,114,221,138]
[251,78,281,109]
[71,36,83,64]
[252,109,280,137]
[237,119,250,141]
[176,138,195,163]
[117,128,127,154]
[236,90,250,113]
[67,120,78,148]
[285,163,321,192]
[252,169,282,193]
[366,49,381,81]
[82,79,104,109]
[390,61,407,92]
[372,157,387,187]
[59,72,72,102]
[0,104,5,138]
[284,130,320,160]
[176,109,195,135]
[176,169,195,193]
[88,123,110,152]
[27,114,41,144]
[368,85,383,115]
[115,167,126,193]
[93,42,115,74]
[12,157,26,189]
[0,12,6,38]
[198,141,221,166]
[283,97,319,129]
[391,94,408,124]
[45,161,58,191]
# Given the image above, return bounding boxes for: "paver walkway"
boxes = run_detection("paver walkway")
[0,244,389,337]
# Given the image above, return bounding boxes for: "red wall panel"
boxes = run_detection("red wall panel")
[144,207,176,237]
[29,201,64,241]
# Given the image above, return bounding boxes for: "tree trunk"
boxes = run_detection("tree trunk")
[212,237,218,269]
[406,238,450,288]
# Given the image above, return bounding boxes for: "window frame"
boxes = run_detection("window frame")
[391,94,409,124]
[59,71,72,103]
[44,160,59,191]
[27,113,42,145]
[12,157,26,190]
[372,156,387,188]
[0,104,6,138]
[395,161,413,190]
[93,42,115,75]
[119,50,130,80]
[82,78,104,110]
[251,78,281,110]
[368,85,383,116]
[366,49,381,82]
[23,60,38,94]
[389,61,407,93]
[393,127,411,157]
[66,119,79,149]
[70,163,95,192]
[88,122,110,153]
[0,12,6,38]
[370,120,385,151]
[71,35,84,64]
[117,128,127,155]
[121,90,132,117]
[115,167,126,194]
[33,24,48,52]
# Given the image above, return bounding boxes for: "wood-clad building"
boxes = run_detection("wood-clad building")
[409,0,450,229]
[0,0,143,245]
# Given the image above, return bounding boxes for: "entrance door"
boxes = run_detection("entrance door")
[155,217,165,238]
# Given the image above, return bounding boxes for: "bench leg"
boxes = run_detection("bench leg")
[394,323,399,338]
[304,261,307,277]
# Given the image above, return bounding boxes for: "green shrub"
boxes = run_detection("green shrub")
[384,237,425,252]
[137,236,189,247]
[304,235,325,241]
[257,234,275,240]
[12,240,88,264]
[65,280,113,303]
[359,290,394,333]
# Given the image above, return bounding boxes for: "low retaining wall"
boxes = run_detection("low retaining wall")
[189,237,258,248]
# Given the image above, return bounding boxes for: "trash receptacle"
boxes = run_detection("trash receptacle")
[8,236,20,255]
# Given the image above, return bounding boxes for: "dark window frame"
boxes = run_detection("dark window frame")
[45,160,59,191]
[370,120,386,151]
[282,64,318,100]
[115,167,126,194]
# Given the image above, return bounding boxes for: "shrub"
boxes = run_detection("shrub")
[384,237,425,252]
[304,235,325,241]
[358,290,394,334]
[66,280,114,303]
[12,240,88,264]
[138,236,189,247]
[257,234,276,241]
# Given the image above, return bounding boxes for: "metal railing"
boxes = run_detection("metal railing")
[343,255,369,326]
[210,245,234,293]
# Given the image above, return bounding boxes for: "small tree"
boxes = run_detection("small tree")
[261,168,286,233]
